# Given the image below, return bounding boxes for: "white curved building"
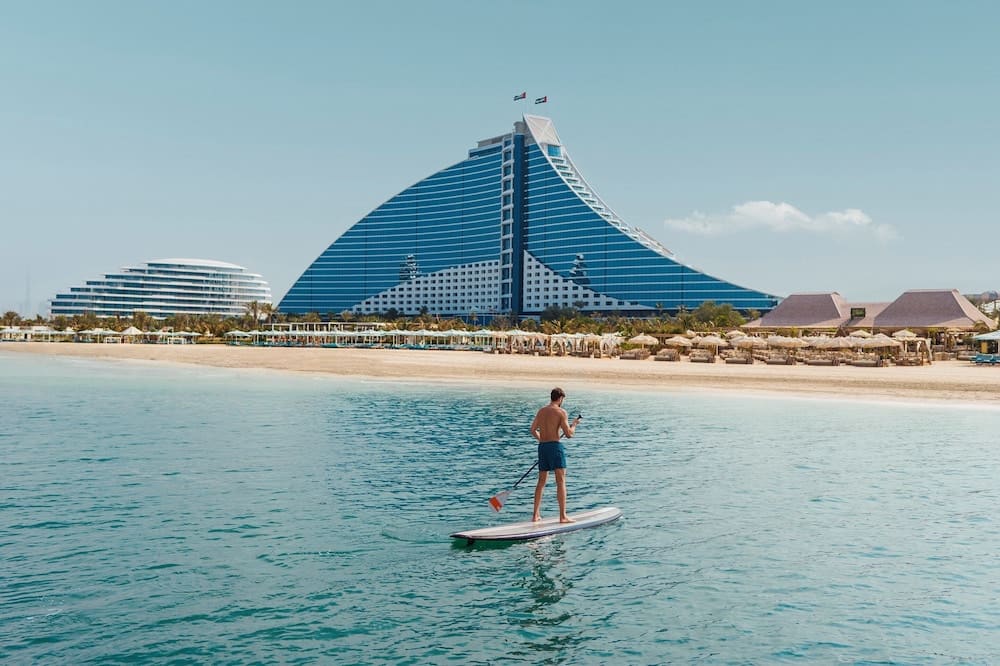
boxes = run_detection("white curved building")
[50,259,272,319]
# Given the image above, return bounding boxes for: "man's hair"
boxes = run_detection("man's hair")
[551,387,565,401]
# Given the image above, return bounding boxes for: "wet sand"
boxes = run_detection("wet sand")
[4,342,1000,405]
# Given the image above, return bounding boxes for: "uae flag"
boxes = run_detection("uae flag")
[513,91,526,101]
[534,96,547,104]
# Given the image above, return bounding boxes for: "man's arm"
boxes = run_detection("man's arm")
[529,411,541,441]
[560,412,579,439]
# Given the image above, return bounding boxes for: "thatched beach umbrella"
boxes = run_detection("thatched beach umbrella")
[698,334,728,354]
[663,335,693,348]
[861,334,901,349]
[765,335,793,348]
[735,336,767,350]
[892,329,918,339]
[849,330,873,338]
[628,333,658,347]
[820,337,856,350]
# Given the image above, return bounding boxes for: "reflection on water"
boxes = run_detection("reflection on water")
[522,538,571,611]
[507,538,584,662]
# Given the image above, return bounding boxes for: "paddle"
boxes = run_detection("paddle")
[488,461,538,512]
[488,413,582,512]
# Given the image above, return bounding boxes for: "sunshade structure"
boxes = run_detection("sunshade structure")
[818,337,857,350]
[859,334,901,349]
[628,334,658,347]
[765,335,808,349]
[662,335,693,348]
[697,334,728,351]
[734,336,767,350]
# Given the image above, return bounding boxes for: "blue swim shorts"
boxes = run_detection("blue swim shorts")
[538,441,566,471]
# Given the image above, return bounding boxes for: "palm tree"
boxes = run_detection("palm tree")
[259,302,275,326]
[244,301,261,328]
[2,311,20,327]
[131,310,153,332]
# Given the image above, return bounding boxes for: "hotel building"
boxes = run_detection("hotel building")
[279,115,777,319]
[50,259,271,319]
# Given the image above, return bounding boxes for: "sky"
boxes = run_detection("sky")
[2,1,998,316]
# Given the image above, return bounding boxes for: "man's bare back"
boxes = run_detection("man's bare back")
[531,403,572,443]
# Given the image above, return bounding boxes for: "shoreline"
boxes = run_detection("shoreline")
[4,342,1000,406]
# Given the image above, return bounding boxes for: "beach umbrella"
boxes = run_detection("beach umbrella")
[767,335,806,349]
[628,333,658,347]
[725,330,745,338]
[735,336,767,350]
[820,337,856,350]
[892,329,917,339]
[861,334,900,349]
[849,330,873,338]
[698,334,728,349]
[663,335,693,348]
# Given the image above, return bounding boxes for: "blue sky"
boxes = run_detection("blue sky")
[2,1,997,316]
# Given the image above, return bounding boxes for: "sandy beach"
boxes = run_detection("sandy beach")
[4,342,1000,405]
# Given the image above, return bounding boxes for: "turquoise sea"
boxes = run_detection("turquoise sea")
[3,351,1000,664]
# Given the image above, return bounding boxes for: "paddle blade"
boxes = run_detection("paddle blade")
[489,490,510,512]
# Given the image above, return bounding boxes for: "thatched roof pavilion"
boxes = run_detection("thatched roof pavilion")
[872,290,994,330]
[743,289,994,333]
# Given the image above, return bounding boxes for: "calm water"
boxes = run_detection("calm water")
[3,351,1000,663]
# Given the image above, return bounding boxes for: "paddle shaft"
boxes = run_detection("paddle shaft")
[509,461,538,491]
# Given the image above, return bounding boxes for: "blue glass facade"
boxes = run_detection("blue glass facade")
[279,116,777,317]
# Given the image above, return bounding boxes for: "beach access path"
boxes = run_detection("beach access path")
[4,342,1000,405]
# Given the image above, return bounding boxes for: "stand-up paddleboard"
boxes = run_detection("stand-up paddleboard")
[450,507,621,545]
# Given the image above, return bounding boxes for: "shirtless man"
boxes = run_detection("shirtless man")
[530,387,582,523]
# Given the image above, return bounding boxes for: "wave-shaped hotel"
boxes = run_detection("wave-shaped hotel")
[279,115,777,319]
[50,259,271,319]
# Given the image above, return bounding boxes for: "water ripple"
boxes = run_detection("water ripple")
[3,353,1000,663]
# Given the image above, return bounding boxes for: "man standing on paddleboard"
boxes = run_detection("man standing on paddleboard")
[529,387,582,523]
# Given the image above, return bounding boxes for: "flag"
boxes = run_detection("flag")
[534,96,547,104]
[513,91,526,101]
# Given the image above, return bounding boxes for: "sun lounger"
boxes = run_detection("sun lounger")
[972,353,1000,365]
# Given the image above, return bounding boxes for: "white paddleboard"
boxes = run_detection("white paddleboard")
[450,507,621,544]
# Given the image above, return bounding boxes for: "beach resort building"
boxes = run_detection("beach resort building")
[279,115,778,319]
[743,289,995,334]
[50,259,272,319]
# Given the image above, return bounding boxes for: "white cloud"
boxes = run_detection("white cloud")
[664,201,898,241]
